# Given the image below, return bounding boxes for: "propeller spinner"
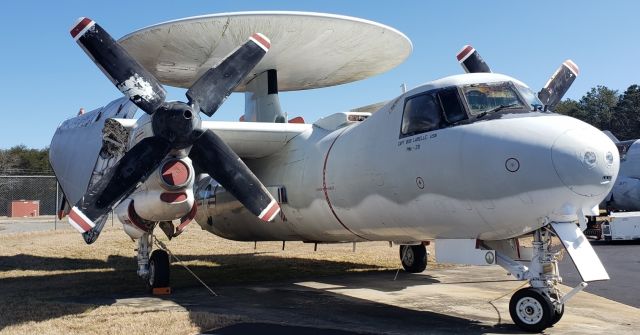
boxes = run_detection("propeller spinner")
[68,17,280,243]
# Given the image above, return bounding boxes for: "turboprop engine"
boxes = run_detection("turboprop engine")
[116,155,197,239]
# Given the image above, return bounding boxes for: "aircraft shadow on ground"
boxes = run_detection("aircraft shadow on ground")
[0,253,521,334]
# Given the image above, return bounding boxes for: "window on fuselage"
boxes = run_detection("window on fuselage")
[400,87,468,137]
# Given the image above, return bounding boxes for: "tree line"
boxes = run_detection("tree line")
[554,84,640,140]
[0,83,639,175]
[0,145,51,175]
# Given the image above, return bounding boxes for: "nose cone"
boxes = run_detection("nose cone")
[551,128,619,197]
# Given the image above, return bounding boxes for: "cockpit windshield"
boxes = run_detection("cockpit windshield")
[515,83,544,110]
[461,82,526,116]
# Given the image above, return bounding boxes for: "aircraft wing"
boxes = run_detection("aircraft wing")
[50,98,138,206]
[200,121,311,159]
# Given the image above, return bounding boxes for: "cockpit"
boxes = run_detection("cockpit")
[400,80,544,137]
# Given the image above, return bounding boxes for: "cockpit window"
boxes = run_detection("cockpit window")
[461,82,525,116]
[515,83,544,110]
[401,87,468,137]
[401,93,441,135]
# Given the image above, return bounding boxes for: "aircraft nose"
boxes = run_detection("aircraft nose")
[551,128,619,197]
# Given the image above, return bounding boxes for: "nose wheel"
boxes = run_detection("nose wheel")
[399,244,427,273]
[494,226,570,331]
[509,287,556,332]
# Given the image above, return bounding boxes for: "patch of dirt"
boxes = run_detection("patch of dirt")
[0,224,436,334]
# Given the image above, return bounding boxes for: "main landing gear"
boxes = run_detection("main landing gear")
[136,233,171,290]
[496,226,580,332]
[399,244,428,273]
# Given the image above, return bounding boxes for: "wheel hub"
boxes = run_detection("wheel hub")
[149,260,155,286]
[403,247,415,265]
[517,297,543,324]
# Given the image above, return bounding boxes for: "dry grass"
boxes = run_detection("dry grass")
[0,223,435,334]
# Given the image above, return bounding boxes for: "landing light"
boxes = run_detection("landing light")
[605,151,614,166]
[583,151,597,167]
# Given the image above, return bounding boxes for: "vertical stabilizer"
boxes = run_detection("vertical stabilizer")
[244,69,285,123]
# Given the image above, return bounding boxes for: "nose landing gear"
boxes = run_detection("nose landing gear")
[495,226,585,332]
[509,287,555,332]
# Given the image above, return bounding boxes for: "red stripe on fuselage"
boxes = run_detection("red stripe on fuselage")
[322,130,369,241]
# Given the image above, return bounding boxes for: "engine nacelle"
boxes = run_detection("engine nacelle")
[193,175,288,241]
[117,198,147,239]
[133,156,195,221]
[116,155,197,239]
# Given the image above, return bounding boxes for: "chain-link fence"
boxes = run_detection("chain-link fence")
[0,176,60,216]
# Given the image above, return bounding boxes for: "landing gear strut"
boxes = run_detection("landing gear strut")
[399,244,427,273]
[136,233,171,290]
[495,226,569,332]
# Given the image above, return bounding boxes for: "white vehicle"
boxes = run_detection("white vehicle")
[602,212,640,241]
[50,12,619,332]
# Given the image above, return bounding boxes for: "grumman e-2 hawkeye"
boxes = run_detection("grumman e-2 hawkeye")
[50,12,619,332]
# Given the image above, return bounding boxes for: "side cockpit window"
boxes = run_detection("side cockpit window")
[401,87,468,137]
[401,93,441,136]
[438,87,467,124]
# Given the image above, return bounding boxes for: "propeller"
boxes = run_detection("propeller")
[455,45,579,110]
[537,60,579,110]
[68,17,279,244]
[456,45,491,73]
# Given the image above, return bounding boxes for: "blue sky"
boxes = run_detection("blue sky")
[1,1,639,149]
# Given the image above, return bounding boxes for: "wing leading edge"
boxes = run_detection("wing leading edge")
[200,121,310,159]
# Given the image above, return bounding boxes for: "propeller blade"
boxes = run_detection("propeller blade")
[70,17,166,114]
[189,129,280,221]
[538,60,579,110]
[456,45,491,73]
[68,136,172,243]
[186,33,271,116]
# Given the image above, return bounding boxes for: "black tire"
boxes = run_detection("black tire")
[550,303,564,326]
[509,288,554,332]
[399,244,427,273]
[148,249,170,289]
[549,293,564,326]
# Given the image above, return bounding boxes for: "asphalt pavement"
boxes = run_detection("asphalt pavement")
[559,239,640,308]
